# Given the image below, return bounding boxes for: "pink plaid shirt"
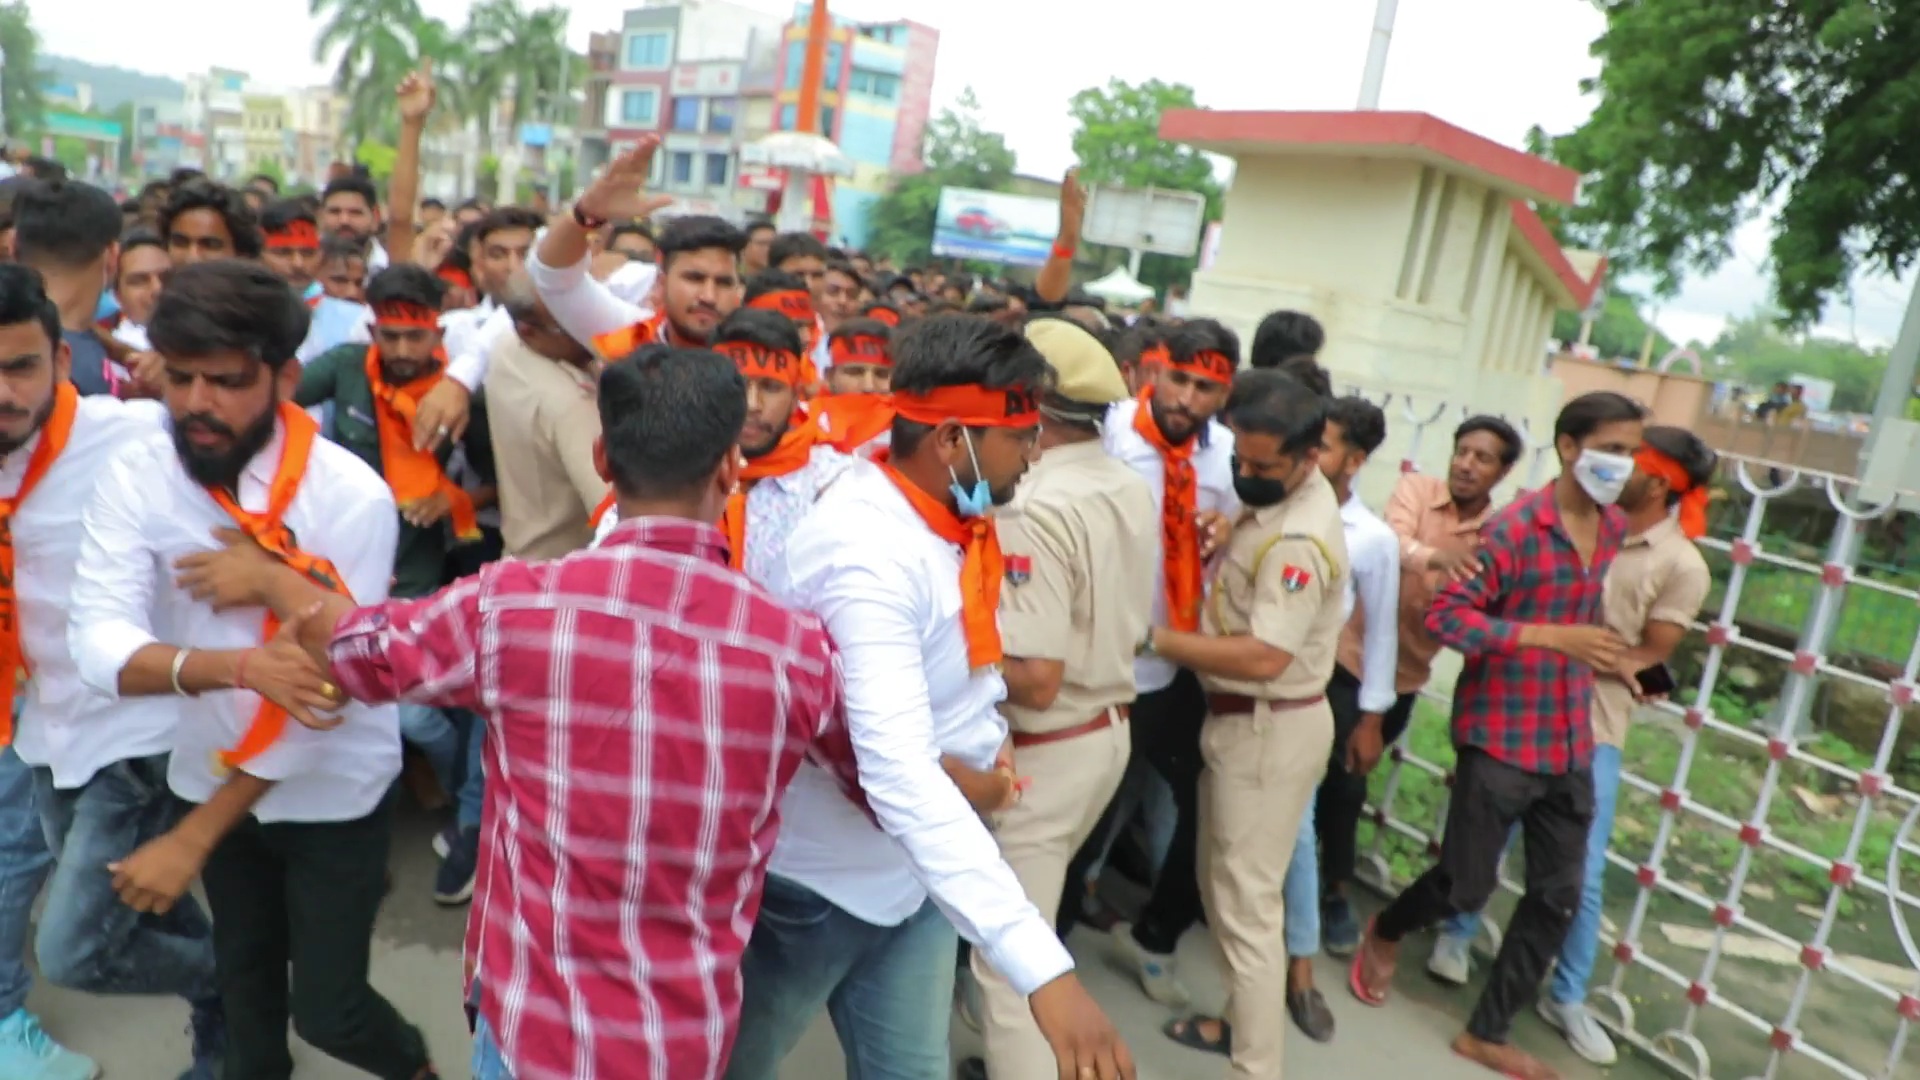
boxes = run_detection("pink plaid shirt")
[327,516,858,1080]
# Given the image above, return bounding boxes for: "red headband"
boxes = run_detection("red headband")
[748,290,815,321]
[1634,446,1709,539]
[865,306,902,328]
[829,334,891,367]
[437,266,473,291]
[1138,343,1171,370]
[893,384,1040,429]
[1170,348,1234,383]
[372,301,440,330]
[717,341,804,385]
[264,220,320,251]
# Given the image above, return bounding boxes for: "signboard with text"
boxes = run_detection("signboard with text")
[671,63,739,97]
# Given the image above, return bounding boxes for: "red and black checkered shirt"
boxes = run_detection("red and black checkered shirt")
[327,517,860,1080]
[1425,483,1626,775]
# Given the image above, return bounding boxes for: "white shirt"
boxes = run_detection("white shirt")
[422,260,658,393]
[1103,397,1238,692]
[69,417,404,824]
[765,459,1073,996]
[110,319,150,353]
[527,247,664,364]
[9,398,173,788]
[1341,491,1402,714]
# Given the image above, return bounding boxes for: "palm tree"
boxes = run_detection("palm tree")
[463,0,571,156]
[0,0,48,140]
[310,0,424,146]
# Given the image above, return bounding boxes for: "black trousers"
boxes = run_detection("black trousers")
[1375,746,1594,1044]
[198,794,431,1080]
[1315,665,1419,894]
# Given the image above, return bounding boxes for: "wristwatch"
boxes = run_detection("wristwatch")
[572,203,608,230]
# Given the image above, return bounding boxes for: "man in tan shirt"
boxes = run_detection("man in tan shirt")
[1142,369,1348,1080]
[1319,414,1521,958]
[1440,425,1713,1068]
[483,273,608,558]
[963,319,1157,1080]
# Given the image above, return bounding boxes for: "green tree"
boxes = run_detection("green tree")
[1543,0,1920,326]
[1710,310,1886,412]
[1066,78,1223,293]
[311,0,447,147]
[866,88,1017,265]
[1551,290,1675,361]
[465,0,572,158]
[0,1,47,140]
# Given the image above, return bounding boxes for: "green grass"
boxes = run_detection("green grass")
[1707,561,1920,665]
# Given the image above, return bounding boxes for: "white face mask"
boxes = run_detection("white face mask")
[1572,449,1634,506]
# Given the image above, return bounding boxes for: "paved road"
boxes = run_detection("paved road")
[29,806,1654,1079]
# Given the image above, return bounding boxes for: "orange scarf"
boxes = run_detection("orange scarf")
[589,490,617,532]
[0,384,78,746]
[720,425,818,571]
[876,461,1005,669]
[1132,388,1202,631]
[365,347,480,541]
[589,312,672,361]
[811,392,895,455]
[206,404,354,769]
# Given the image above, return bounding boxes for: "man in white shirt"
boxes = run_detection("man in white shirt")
[1277,395,1400,1042]
[1101,319,1240,1006]
[726,314,1134,1080]
[66,260,440,1080]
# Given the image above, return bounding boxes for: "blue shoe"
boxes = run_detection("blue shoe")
[175,999,226,1080]
[0,1008,99,1080]
[1322,895,1361,957]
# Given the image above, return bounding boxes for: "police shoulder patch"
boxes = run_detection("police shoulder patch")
[1280,564,1312,593]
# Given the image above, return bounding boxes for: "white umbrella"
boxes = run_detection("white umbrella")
[739,132,854,178]
[1082,265,1156,305]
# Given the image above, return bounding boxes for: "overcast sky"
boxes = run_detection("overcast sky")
[38,0,1915,348]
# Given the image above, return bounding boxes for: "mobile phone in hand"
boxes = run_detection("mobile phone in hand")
[1635,663,1676,697]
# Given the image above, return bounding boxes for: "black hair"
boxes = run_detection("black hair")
[167,167,205,188]
[1642,425,1719,505]
[138,180,169,201]
[119,227,165,259]
[158,180,264,259]
[770,233,828,268]
[119,198,142,215]
[11,179,123,270]
[420,197,447,212]
[475,206,543,246]
[862,300,901,323]
[1166,317,1241,369]
[597,345,746,500]
[823,258,860,281]
[655,215,745,269]
[318,234,366,264]
[713,307,804,355]
[609,221,655,244]
[1222,369,1327,456]
[455,198,487,215]
[0,263,63,347]
[1110,322,1164,369]
[147,259,310,371]
[743,268,808,305]
[828,317,891,347]
[889,314,1055,456]
[745,220,776,238]
[965,293,1010,315]
[1249,309,1325,368]
[23,157,66,182]
[1276,354,1332,398]
[365,263,447,312]
[1554,391,1645,445]
[439,221,479,278]
[247,173,280,193]
[258,198,317,235]
[321,175,380,214]
[1326,395,1387,455]
[1454,415,1524,466]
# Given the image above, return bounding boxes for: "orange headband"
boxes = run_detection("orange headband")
[717,340,804,385]
[865,306,902,328]
[1634,445,1709,539]
[893,384,1040,429]
[265,220,320,250]
[372,301,440,330]
[748,290,815,321]
[1138,343,1170,370]
[437,266,473,291]
[1171,348,1234,382]
[829,334,891,367]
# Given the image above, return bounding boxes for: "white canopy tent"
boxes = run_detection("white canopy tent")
[1081,265,1156,305]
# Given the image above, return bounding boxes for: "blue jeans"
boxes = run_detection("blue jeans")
[471,1009,512,1079]
[1084,757,1177,883]
[399,703,460,801]
[34,754,218,1001]
[1283,796,1321,957]
[0,746,50,1015]
[725,875,957,1080]
[456,711,484,831]
[1443,745,1622,1004]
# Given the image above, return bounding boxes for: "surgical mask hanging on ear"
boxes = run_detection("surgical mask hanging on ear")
[948,431,992,518]
[1572,449,1634,506]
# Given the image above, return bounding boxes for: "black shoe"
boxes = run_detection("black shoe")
[434,825,480,906]
[955,1057,988,1080]
[1287,986,1336,1043]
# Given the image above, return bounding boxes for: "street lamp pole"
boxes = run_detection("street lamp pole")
[1358,0,1400,110]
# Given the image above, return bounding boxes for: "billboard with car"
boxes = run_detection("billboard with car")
[932,186,1059,266]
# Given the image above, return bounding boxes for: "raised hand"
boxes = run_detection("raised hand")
[397,60,437,125]
[576,135,677,224]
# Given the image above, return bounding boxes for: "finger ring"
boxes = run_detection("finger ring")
[436,425,449,436]
[319,681,339,698]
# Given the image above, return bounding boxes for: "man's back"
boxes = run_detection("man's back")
[482,332,606,557]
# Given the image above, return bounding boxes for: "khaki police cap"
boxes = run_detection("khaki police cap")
[1025,318,1129,406]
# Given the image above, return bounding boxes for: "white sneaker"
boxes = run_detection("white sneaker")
[1427,932,1473,986]
[1108,922,1191,1008]
[1537,998,1619,1066]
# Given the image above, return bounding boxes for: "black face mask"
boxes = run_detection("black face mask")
[1232,457,1289,508]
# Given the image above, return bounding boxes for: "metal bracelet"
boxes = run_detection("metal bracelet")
[169,648,193,697]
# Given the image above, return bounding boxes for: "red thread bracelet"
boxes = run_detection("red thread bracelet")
[1051,242,1075,261]
[234,648,258,691]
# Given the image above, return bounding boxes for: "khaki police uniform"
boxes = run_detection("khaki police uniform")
[973,321,1158,1078]
[1198,466,1349,1080]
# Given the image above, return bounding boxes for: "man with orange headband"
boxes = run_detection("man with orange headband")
[769,232,834,373]
[742,269,823,389]
[295,264,493,869]
[1437,424,1712,1068]
[727,314,1134,1080]
[259,200,323,304]
[1102,317,1240,1008]
[66,260,437,1080]
[807,317,896,461]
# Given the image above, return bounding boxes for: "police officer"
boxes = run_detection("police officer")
[964,318,1158,1080]
[1141,369,1349,1080]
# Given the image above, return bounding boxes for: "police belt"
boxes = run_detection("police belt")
[1010,704,1130,749]
[1205,692,1326,716]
